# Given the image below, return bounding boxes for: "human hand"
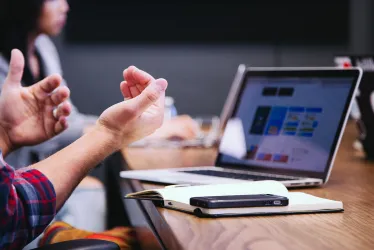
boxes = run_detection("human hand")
[0,49,71,155]
[148,115,201,140]
[96,66,168,149]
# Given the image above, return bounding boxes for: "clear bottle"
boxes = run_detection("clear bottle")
[164,96,178,121]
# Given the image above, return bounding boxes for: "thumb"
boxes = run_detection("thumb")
[5,49,24,86]
[126,78,168,114]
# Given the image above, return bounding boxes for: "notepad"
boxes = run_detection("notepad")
[125,181,343,217]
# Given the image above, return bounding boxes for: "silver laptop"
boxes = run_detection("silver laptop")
[218,63,247,130]
[120,67,362,187]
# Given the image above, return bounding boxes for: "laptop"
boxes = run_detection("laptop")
[218,63,247,131]
[335,55,374,159]
[120,67,362,187]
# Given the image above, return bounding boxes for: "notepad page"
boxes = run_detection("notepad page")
[286,192,343,211]
[156,180,288,204]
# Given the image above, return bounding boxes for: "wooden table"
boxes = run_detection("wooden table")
[120,121,374,250]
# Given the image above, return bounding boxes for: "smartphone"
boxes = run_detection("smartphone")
[189,194,289,209]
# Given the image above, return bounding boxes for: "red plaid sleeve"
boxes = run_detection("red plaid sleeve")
[0,151,56,250]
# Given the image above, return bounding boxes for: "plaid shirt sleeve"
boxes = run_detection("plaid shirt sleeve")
[0,151,56,250]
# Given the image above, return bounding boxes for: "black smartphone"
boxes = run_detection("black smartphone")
[189,194,289,209]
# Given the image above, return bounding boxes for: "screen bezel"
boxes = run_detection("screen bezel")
[215,67,361,181]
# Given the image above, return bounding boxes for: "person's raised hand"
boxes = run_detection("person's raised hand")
[97,66,168,148]
[0,49,71,154]
[148,115,201,140]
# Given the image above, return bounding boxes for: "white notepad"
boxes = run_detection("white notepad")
[125,181,343,217]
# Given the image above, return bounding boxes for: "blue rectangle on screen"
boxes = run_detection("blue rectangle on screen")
[257,153,265,160]
[285,122,299,127]
[298,132,313,137]
[273,154,281,161]
[283,131,296,136]
[312,121,319,128]
[288,107,305,112]
[264,107,288,135]
[306,107,323,113]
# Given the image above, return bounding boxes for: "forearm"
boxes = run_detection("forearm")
[29,126,119,209]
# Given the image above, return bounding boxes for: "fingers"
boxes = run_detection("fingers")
[54,116,69,135]
[122,66,156,98]
[120,81,132,99]
[120,80,150,99]
[123,66,138,88]
[53,102,72,119]
[52,102,71,135]
[4,49,24,87]
[136,78,167,112]
[50,86,70,106]
[30,74,64,100]
[130,85,141,98]
[123,66,155,86]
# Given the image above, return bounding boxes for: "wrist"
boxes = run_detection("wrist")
[89,124,123,153]
[0,124,12,157]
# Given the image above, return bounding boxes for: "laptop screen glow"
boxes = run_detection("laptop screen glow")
[219,76,353,174]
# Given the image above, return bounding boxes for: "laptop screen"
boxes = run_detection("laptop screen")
[216,69,360,180]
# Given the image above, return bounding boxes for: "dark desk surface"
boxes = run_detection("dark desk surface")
[121,121,374,250]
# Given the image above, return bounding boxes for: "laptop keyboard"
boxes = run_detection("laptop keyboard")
[181,169,297,181]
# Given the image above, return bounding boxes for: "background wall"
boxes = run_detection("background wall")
[53,0,373,117]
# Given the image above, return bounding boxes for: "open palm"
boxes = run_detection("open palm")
[98,66,168,146]
[0,49,71,151]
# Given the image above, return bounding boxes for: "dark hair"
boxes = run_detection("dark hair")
[0,0,45,85]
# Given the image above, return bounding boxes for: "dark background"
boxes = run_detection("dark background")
[53,0,374,117]
[65,1,349,46]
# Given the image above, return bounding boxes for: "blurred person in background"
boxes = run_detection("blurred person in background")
[0,0,199,248]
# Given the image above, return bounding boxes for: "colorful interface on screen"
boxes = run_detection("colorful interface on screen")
[220,76,353,173]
